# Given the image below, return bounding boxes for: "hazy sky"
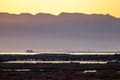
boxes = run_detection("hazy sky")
[0,0,120,18]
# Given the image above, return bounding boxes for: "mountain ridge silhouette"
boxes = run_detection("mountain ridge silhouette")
[0,12,119,23]
[0,12,120,51]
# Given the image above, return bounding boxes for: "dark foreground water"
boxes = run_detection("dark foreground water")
[0,71,120,80]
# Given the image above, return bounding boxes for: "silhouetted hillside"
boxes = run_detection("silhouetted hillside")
[0,12,120,51]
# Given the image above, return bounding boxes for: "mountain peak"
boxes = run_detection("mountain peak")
[19,13,33,16]
[58,12,86,16]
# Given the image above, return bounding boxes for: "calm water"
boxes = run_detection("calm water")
[4,61,107,64]
[0,52,118,55]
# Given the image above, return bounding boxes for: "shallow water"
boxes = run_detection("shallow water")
[4,61,107,64]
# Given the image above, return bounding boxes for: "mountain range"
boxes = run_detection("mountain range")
[0,12,120,51]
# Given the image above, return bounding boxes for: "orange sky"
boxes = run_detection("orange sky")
[0,0,120,18]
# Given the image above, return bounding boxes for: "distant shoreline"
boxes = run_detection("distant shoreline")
[0,51,119,55]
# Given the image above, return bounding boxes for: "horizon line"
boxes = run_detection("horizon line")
[0,12,118,18]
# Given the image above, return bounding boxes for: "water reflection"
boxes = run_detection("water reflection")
[4,61,107,64]
[2,69,31,72]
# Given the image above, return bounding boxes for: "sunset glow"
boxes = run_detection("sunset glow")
[0,0,120,18]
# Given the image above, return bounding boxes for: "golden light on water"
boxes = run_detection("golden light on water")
[0,52,118,55]
[4,61,107,64]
